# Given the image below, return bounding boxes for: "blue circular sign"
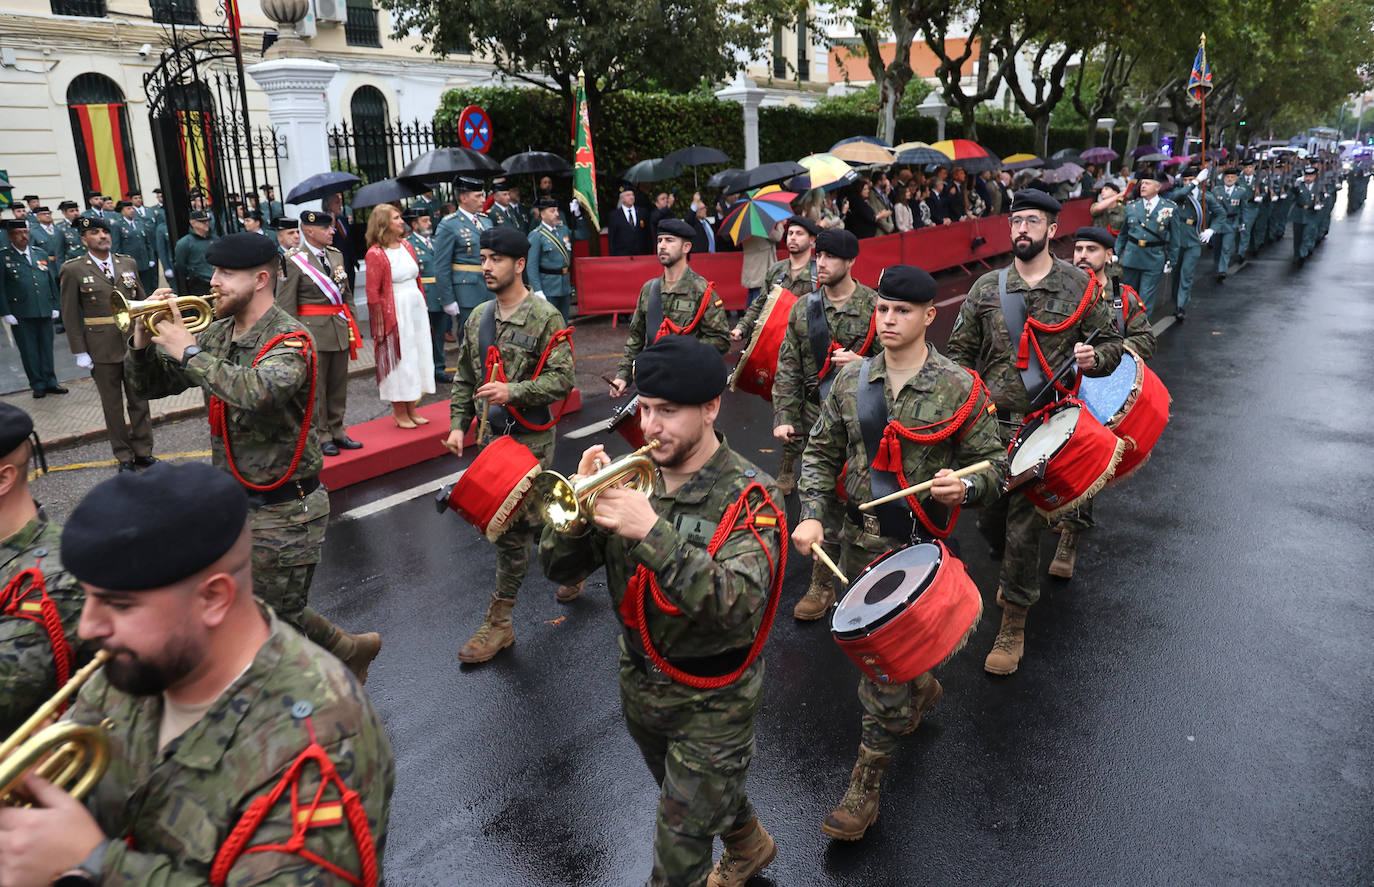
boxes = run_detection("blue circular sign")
[458,105,492,154]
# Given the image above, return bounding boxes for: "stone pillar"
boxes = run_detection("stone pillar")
[247,57,339,210]
[716,73,764,169]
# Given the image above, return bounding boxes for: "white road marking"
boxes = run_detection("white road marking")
[337,468,467,522]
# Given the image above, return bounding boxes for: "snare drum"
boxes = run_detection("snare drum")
[831,541,982,685]
[729,285,798,400]
[1005,400,1124,520]
[1078,347,1170,484]
[434,436,542,540]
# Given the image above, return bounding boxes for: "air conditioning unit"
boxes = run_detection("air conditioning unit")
[315,0,345,25]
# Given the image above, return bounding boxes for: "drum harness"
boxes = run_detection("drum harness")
[645,276,719,343]
[478,302,575,436]
[1,559,74,709]
[998,268,1099,411]
[806,288,878,404]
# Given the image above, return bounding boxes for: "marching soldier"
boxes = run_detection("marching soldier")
[1165,166,1224,322]
[1268,158,1294,246]
[125,232,381,679]
[1211,167,1250,281]
[1114,169,1180,314]
[525,196,574,323]
[1291,166,1320,267]
[487,178,528,233]
[773,228,881,619]
[112,200,159,293]
[0,403,93,734]
[540,335,784,887]
[173,209,216,295]
[732,214,819,344]
[0,461,393,887]
[59,217,155,472]
[610,218,730,397]
[443,226,575,660]
[793,265,1005,842]
[405,208,450,384]
[1251,162,1273,253]
[947,189,1123,676]
[1,219,65,397]
[1238,159,1262,256]
[432,177,493,335]
[277,210,363,457]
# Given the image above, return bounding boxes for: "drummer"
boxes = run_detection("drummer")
[731,214,820,345]
[947,189,1122,676]
[774,229,880,620]
[1048,226,1158,580]
[792,265,1005,842]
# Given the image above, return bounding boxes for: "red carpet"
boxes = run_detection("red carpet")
[319,389,582,490]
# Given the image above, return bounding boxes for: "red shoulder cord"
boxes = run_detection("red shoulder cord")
[208,332,317,492]
[0,560,73,704]
[619,482,787,690]
[1016,276,1097,399]
[817,310,879,381]
[868,369,995,539]
[210,716,378,887]
[653,282,718,340]
[482,327,575,432]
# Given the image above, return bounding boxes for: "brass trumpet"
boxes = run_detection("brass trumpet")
[113,292,223,335]
[0,650,113,806]
[536,440,661,534]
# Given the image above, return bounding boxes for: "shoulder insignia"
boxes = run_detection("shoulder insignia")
[282,339,305,348]
[294,802,344,829]
[753,514,777,528]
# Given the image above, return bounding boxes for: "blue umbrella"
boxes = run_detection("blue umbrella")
[286,170,362,204]
[831,135,893,150]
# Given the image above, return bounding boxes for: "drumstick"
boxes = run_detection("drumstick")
[857,460,995,511]
[809,543,848,585]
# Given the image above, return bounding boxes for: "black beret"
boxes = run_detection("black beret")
[1010,189,1062,215]
[115,200,131,210]
[21,194,39,202]
[62,462,249,591]
[1073,226,1115,249]
[2,219,26,230]
[0,403,34,457]
[782,214,820,236]
[876,265,937,303]
[1098,179,1123,194]
[533,196,558,210]
[815,228,860,259]
[479,225,528,258]
[75,217,109,233]
[272,217,298,230]
[206,232,280,268]
[656,218,695,240]
[298,209,332,226]
[188,210,211,222]
[634,335,727,404]
[454,176,485,193]
[57,200,78,210]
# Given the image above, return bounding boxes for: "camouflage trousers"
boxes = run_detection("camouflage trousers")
[617,637,762,887]
[977,488,1046,608]
[492,432,555,603]
[1057,497,1095,532]
[250,486,329,630]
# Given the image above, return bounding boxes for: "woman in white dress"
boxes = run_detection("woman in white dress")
[365,204,435,427]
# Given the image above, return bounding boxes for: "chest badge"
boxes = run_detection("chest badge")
[121,270,136,288]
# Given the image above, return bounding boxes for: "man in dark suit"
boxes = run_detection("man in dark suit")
[608,185,650,256]
[687,195,720,255]
[322,192,360,290]
[926,179,950,225]
[943,167,968,221]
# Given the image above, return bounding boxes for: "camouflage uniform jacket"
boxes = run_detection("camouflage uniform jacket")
[736,257,817,340]
[68,608,395,886]
[0,515,90,734]
[773,281,881,429]
[125,304,324,486]
[450,292,574,463]
[799,348,1006,551]
[616,267,730,382]
[1098,278,1156,361]
[539,437,782,660]
[946,258,1123,417]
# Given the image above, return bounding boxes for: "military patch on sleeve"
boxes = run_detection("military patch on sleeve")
[753,514,778,528]
[294,802,344,829]
[281,339,306,348]
[951,312,964,332]
[673,515,715,546]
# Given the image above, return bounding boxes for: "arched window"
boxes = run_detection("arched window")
[67,73,139,200]
[350,86,390,183]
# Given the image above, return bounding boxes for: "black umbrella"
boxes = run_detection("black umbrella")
[350,176,427,209]
[620,158,683,183]
[398,147,504,184]
[947,154,1001,174]
[501,151,572,177]
[285,170,362,205]
[723,161,807,193]
[894,147,951,167]
[708,168,744,189]
[664,145,730,167]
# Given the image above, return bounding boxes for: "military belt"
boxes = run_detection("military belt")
[1135,238,1165,248]
[420,276,436,284]
[246,475,320,509]
[451,263,482,272]
[623,640,752,679]
[1185,219,1196,226]
[83,316,117,325]
[539,266,569,274]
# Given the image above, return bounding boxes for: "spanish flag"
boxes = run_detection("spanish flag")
[70,102,134,199]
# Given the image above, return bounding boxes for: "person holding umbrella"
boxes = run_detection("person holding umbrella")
[431,176,492,336]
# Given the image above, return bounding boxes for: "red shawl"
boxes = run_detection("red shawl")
[364,240,421,384]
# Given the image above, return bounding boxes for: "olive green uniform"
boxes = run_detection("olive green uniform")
[487,200,529,233]
[617,267,730,383]
[277,245,354,445]
[0,242,61,393]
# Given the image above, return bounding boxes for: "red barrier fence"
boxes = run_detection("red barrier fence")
[572,198,1093,317]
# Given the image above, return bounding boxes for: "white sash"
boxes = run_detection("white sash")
[290,251,344,306]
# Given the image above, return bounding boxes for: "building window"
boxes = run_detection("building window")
[796,17,809,81]
[772,26,785,79]
[67,74,139,199]
[350,86,390,183]
[345,0,381,47]
[150,0,198,24]
[50,0,106,16]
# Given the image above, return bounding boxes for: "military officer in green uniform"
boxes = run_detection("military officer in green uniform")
[1211,167,1250,280]
[0,461,393,887]
[405,208,450,383]
[411,188,442,218]
[1089,178,1128,239]
[112,199,159,293]
[526,196,574,322]
[610,218,730,397]
[1318,161,1339,239]
[146,188,167,231]
[1266,158,1292,246]
[1166,166,1224,321]
[1,220,64,397]
[540,335,783,887]
[486,178,528,233]
[274,216,300,256]
[26,206,62,269]
[443,226,575,661]
[0,403,93,735]
[1114,169,1180,314]
[732,214,819,344]
[947,189,1122,676]
[258,183,285,223]
[55,201,85,264]
[432,176,493,338]
[1250,162,1273,252]
[794,265,1005,843]
[773,228,881,619]
[79,190,104,222]
[173,209,217,294]
[124,233,381,681]
[1237,160,1262,255]
[1291,166,1320,266]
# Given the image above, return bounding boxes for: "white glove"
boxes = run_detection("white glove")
[533,290,547,300]
[1200,229,1214,243]
[164,268,175,280]
[2,315,16,326]
[442,301,460,317]
[1196,167,1211,183]
[568,199,582,217]
[1253,195,1262,202]
[1314,204,1323,211]
[1163,262,1173,275]
[51,309,60,319]
[76,352,93,369]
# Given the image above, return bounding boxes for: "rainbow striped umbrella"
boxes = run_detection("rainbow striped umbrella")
[790,153,860,192]
[719,185,796,244]
[931,139,999,172]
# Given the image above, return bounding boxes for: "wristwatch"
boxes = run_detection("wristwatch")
[960,477,975,505]
[54,839,108,886]
[180,345,203,368]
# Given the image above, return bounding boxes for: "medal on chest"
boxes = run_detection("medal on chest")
[121,270,136,289]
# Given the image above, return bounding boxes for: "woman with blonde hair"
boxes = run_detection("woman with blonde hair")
[365,204,435,427]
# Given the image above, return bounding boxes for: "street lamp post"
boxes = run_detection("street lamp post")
[1096,116,1117,174]
[917,92,949,142]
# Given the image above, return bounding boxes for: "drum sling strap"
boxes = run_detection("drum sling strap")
[1000,269,1098,408]
[808,290,878,403]
[646,277,718,343]
[0,561,73,708]
[478,302,574,432]
[209,332,316,492]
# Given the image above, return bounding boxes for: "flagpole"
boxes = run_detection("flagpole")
[1199,33,1208,229]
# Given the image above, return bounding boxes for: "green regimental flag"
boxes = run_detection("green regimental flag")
[572,73,600,231]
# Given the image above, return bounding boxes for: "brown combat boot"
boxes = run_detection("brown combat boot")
[793,559,836,621]
[984,600,1028,675]
[556,580,585,603]
[300,610,383,684]
[458,595,515,663]
[899,675,943,735]
[776,451,797,495]
[707,817,777,886]
[1048,528,1078,579]
[821,744,892,841]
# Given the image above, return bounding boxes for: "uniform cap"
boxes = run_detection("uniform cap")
[1183,166,1202,178]
[1073,226,1115,249]
[272,217,298,230]
[492,177,510,190]
[533,196,559,210]
[206,231,280,269]
[479,226,529,258]
[634,335,727,404]
[656,218,695,241]
[21,194,39,202]
[35,207,51,214]
[876,265,938,303]
[259,184,276,192]
[57,200,78,210]
[0,403,35,457]
[1134,169,1169,183]
[454,176,485,193]
[3,219,28,230]
[75,217,109,233]
[298,209,332,226]
[1010,189,1063,214]
[188,210,211,222]
[1304,166,1318,175]
[814,228,860,259]
[115,200,132,210]
[124,190,141,198]
[62,462,249,591]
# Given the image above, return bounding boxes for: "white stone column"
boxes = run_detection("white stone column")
[716,73,764,169]
[247,57,339,211]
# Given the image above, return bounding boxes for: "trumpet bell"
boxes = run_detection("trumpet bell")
[532,472,582,534]
[112,292,221,335]
[535,441,661,535]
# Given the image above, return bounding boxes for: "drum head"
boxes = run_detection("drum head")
[832,543,941,638]
[1009,405,1080,476]
[1079,351,1138,426]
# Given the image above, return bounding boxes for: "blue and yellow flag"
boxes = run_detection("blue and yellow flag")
[1188,35,1213,104]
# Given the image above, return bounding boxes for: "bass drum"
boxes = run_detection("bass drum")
[435,436,542,540]
[729,285,798,401]
[1006,399,1123,520]
[1077,346,1170,484]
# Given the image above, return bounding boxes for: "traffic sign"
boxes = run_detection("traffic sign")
[457,105,492,154]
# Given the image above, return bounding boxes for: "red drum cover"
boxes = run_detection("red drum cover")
[441,436,542,540]
[1107,359,1170,484]
[729,286,798,401]
[1007,400,1124,521]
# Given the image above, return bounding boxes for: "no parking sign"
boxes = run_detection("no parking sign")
[457,105,492,154]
